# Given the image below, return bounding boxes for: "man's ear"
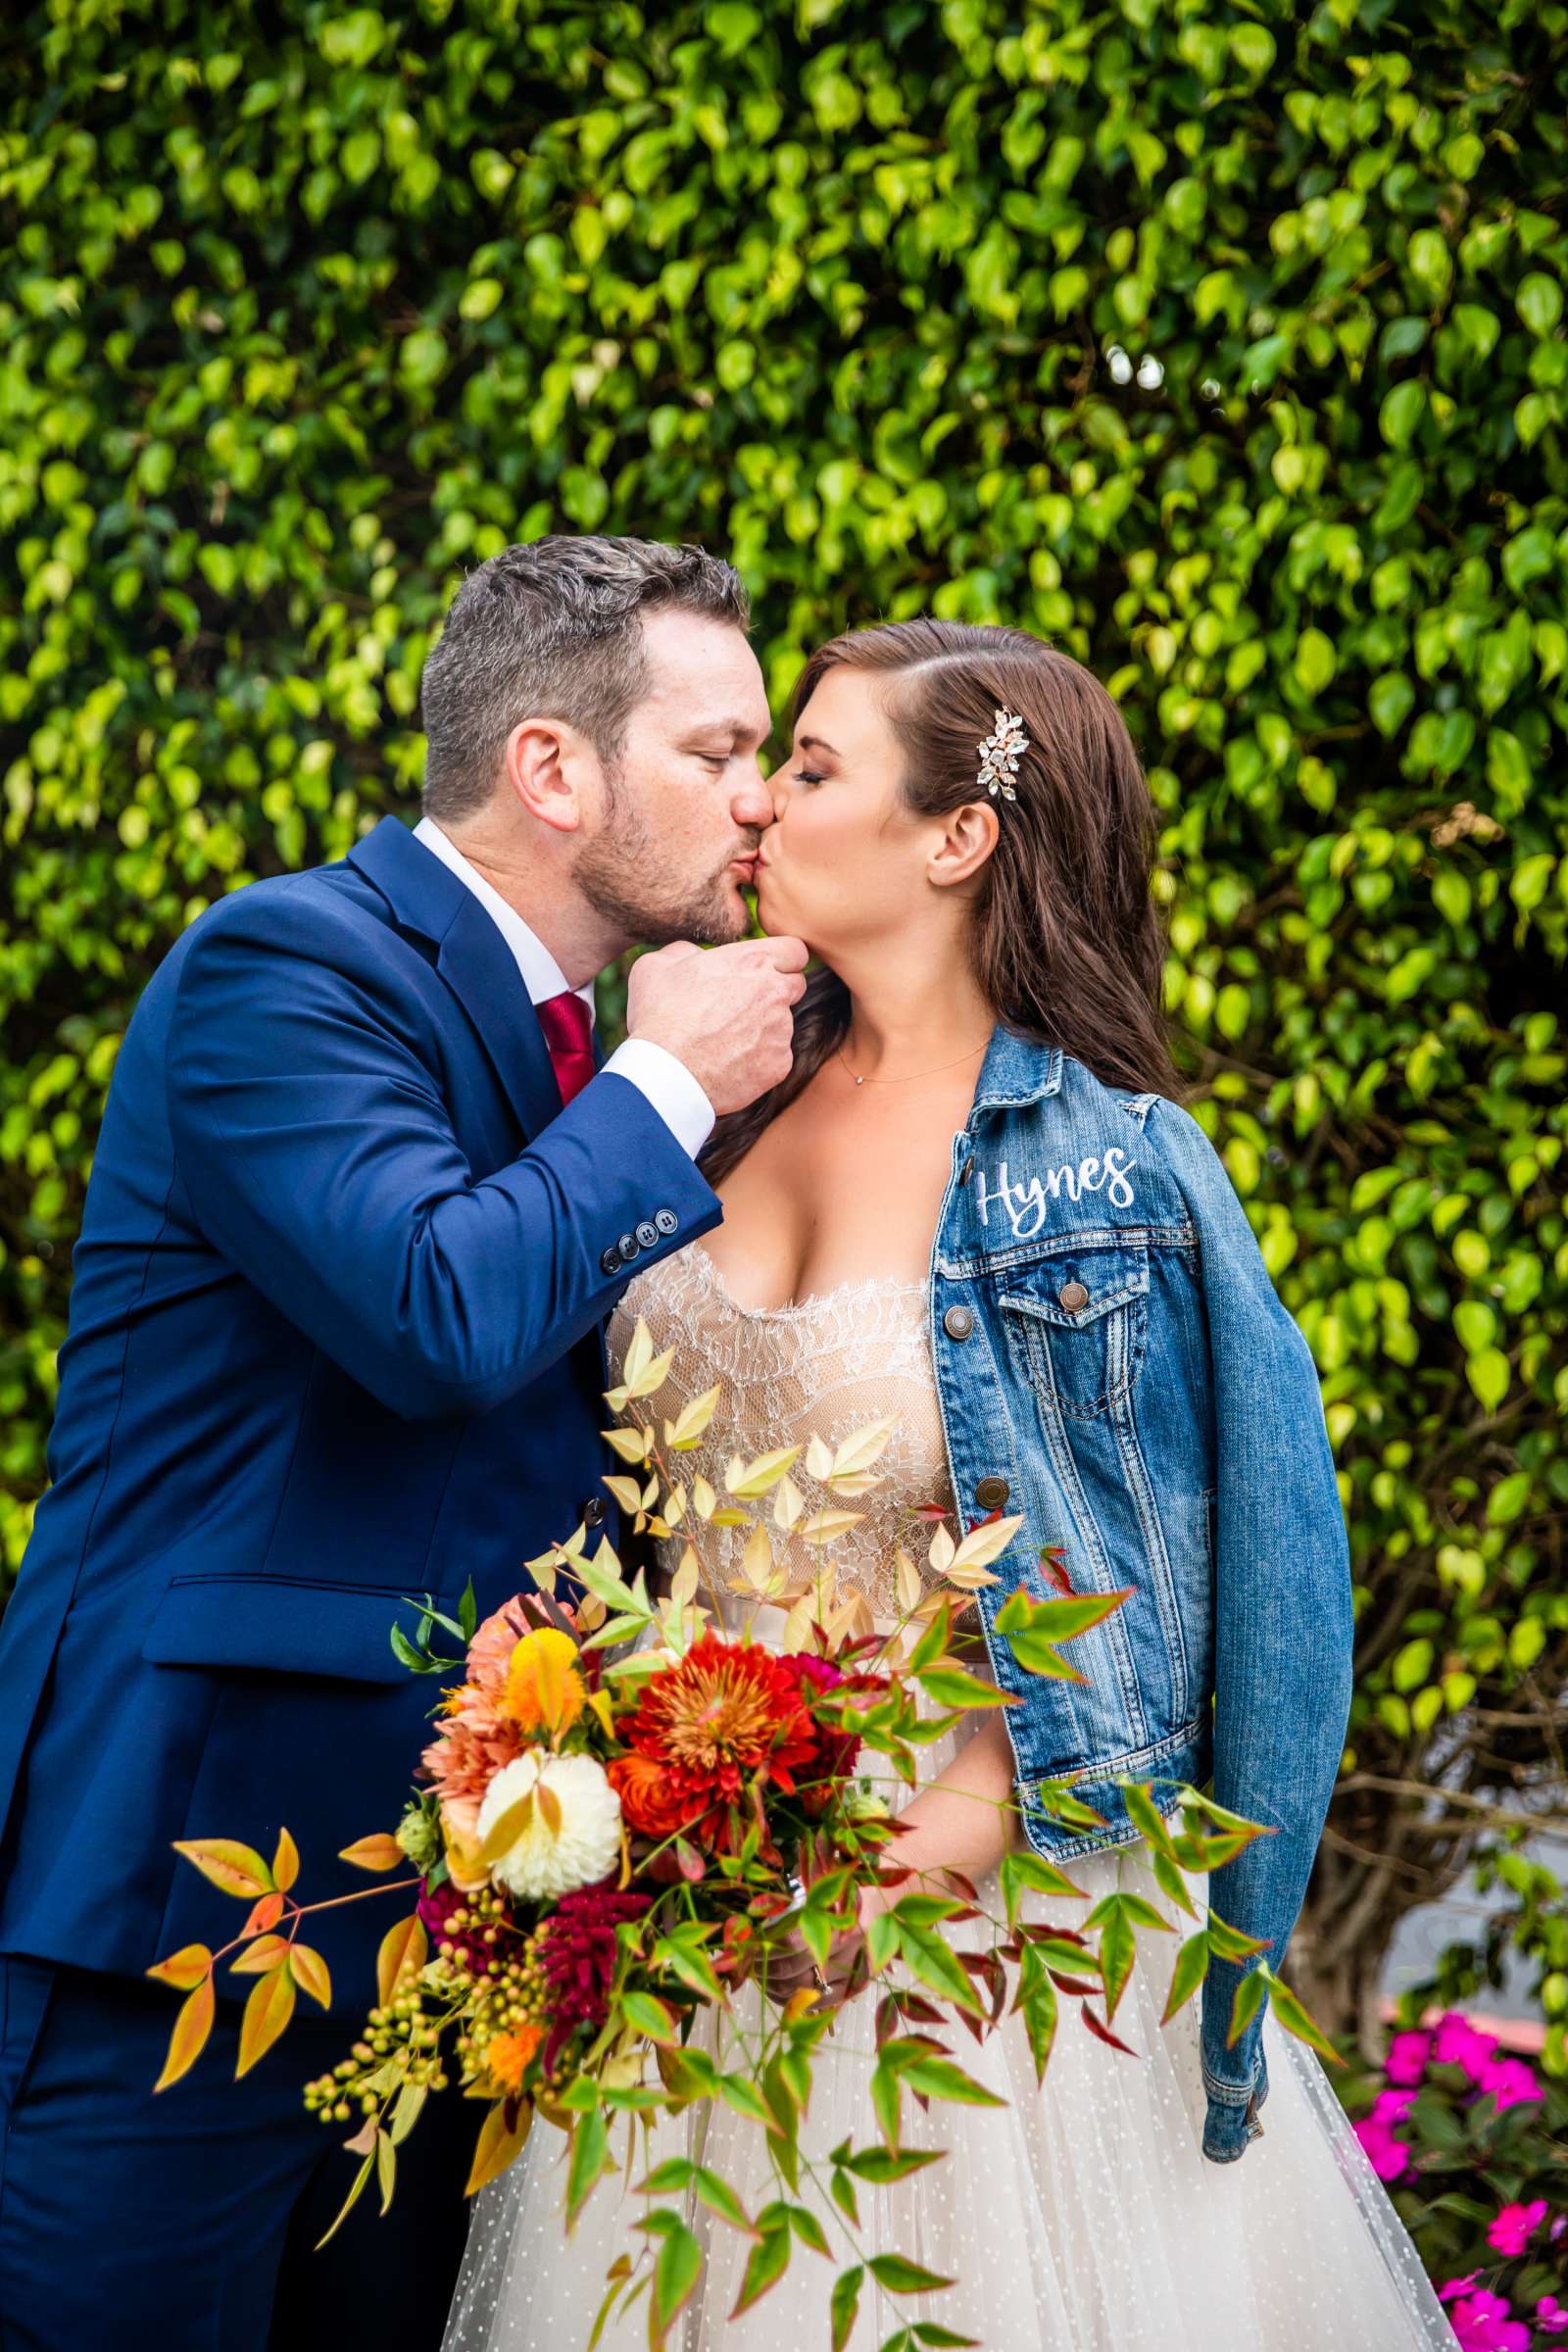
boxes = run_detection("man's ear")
[928,799,1000,890]
[502,718,597,835]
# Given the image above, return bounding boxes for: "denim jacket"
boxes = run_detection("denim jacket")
[927,1027,1353,2162]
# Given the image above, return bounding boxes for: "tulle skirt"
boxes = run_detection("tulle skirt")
[444,1701,1453,2352]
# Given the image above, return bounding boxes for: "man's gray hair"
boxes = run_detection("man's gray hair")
[418,535,750,821]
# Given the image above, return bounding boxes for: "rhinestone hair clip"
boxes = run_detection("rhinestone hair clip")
[976,708,1030,804]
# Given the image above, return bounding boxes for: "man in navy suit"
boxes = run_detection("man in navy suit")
[0,536,805,2349]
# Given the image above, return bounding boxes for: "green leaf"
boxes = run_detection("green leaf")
[831,2263,863,2352]
[867,2254,956,2295]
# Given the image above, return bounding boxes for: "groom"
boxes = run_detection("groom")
[0,536,803,2349]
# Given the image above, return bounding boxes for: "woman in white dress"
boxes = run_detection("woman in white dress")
[446,621,1453,2350]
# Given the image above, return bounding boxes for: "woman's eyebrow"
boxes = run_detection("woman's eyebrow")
[795,733,839,758]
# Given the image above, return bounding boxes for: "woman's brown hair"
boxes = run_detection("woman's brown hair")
[702,619,1186,1186]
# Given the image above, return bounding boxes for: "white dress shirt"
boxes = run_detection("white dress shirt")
[412,817,714,1160]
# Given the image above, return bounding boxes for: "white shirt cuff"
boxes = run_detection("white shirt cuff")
[603,1039,715,1160]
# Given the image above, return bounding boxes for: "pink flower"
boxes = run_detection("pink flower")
[1385,2029,1432,2085]
[1439,2275,1481,2300]
[1433,2011,1499,2082]
[1370,2085,1416,2127]
[1442,2286,1530,2352]
[1354,2115,1411,2182]
[1479,2054,1543,2113]
[1487,2198,1547,2257]
[1536,2295,1568,2335]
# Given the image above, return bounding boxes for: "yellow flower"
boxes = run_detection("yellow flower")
[501,1628,586,1737]
[441,1815,491,1892]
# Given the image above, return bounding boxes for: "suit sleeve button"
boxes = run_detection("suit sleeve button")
[600,1247,623,1276]
[654,1208,678,1236]
[942,1304,975,1341]
[617,1232,639,1261]
[974,1476,1010,1510]
[583,1496,607,1529]
[635,1221,660,1250]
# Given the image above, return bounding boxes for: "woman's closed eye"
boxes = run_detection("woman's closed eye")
[791,767,827,787]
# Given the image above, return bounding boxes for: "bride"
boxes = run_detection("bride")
[445,620,1453,2349]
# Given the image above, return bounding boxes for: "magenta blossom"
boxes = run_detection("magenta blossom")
[1537,2296,1568,2336]
[1440,2284,1530,2352]
[1370,2085,1416,2128]
[1354,2114,1412,2183]
[1479,2054,1542,2113]
[1385,2028,1432,2086]
[1432,2011,1499,2081]
[1487,2198,1547,2257]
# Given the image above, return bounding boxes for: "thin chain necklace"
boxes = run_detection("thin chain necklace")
[835,1037,990,1089]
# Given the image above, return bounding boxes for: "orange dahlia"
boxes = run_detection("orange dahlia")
[612,1633,817,1845]
[484,2023,542,2096]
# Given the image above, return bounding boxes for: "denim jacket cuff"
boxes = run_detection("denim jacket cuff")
[1200,2051,1269,2163]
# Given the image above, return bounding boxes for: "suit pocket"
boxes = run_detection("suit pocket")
[1000,1244,1151,1420]
[140,1574,423,1686]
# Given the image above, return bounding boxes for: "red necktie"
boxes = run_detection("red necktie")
[536,989,596,1107]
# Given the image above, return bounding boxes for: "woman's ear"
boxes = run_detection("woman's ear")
[927,799,1001,890]
[502,718,595,835]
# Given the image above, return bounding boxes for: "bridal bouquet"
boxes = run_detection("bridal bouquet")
[151,1320,1332,2347]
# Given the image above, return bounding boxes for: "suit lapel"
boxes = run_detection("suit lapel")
[348,816,564,1142]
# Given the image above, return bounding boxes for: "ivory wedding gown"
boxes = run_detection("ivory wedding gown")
[445,1244,1453,2351]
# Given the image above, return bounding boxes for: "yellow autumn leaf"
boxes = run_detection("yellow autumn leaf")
[338,1833,405,1873]
[725,1445,802,1497]
[741,1523,773,1592]
[804,1434,834,1482]
[154,1974,215,2092]
[465,2098,533,2197]
[376,1912,428,2008]
[235,1964,296,2078]
[146,1942,212,1992]
[172,1838,272,1899]
[927,1523,957,1574]
[290,1942,333,2009]
[270,1825,300,1893]
[480,1790,535,1864]
[830,1417,899,1479]
[952,1513,1025,1571]
[692,1475,717,1521]
[229,1934,291,1975]
[604,1425,652,1464]
[800,1508,863,1545]
[665,1382,721,1449]
[772,1471,805,1531]
[895,1549,925,1615]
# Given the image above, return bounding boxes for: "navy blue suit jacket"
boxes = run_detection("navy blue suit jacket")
[0,816,721,2002]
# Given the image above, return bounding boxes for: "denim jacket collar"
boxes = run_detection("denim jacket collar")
[966,1026,1064,1122]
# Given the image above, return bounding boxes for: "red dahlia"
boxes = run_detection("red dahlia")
[611,1633,817,1844]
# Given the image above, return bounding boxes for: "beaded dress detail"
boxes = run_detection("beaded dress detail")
[445,1247,1456,2352]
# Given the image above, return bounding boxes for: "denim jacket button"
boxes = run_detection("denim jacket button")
[1057,1280,1091,1311]
[942,1304,975,1341]
[974,1476,1010,1509]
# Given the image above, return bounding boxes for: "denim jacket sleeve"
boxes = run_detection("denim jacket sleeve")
[1152,1099,1354,2162]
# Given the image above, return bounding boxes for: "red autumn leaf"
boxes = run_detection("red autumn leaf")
[240,1889,285,1939]
[1080,2004,1140,2058]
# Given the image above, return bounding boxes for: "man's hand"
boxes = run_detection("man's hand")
[760,1918,868,2014]
[625,937,808,1117]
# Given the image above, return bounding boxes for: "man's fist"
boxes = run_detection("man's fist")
[625,937,808,1117]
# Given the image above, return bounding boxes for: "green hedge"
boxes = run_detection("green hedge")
[3,0,1566,2041]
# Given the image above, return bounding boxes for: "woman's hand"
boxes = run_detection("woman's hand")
[760,1885,886,2011]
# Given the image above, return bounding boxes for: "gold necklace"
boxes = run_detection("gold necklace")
[835,1038,990,1089]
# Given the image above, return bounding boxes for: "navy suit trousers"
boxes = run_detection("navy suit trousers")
[0,1957,474,2350]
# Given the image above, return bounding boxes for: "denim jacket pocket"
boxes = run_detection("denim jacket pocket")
[998,1243,1151,1420]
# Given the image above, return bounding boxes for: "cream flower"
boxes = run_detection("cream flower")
[475,1749,622,1903]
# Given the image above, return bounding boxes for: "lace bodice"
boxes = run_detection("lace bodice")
[606,1243,956,1621]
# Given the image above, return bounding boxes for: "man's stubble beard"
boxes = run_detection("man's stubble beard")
[574,770,755,949]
